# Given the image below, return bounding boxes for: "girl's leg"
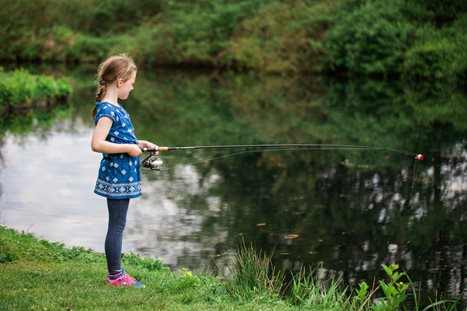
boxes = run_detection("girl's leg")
[105,198,130,272]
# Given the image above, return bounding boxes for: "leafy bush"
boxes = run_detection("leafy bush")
[223,0,348,72]
[140,0,273,67]
[402,17,467,83]
[323,0,414,75]
[66,33,117,63]
[0,69,72,108]
[407,0,467,26]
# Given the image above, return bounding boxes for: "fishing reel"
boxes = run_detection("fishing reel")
[142,153,164,171]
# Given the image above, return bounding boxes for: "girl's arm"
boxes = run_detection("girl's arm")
[91,117,142,157]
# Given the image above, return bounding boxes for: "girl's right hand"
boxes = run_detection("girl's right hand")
[127,144,143,157]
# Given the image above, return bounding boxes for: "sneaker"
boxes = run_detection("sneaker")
[106,269,145,288]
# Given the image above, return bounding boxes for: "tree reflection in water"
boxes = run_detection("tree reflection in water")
[126,73,466,307]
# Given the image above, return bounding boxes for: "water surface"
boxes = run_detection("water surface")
[1,67,466,306]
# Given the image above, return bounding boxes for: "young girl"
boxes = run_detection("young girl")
[91,54,157,288]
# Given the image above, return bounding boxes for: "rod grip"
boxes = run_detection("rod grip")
[142,146,169,152]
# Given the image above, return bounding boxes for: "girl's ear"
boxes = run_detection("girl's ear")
[117,79,123,88]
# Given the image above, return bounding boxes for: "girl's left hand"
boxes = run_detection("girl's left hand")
[140,140,159,155]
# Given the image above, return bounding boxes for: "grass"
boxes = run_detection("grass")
[0,226,296,310]
[0,226,459,310]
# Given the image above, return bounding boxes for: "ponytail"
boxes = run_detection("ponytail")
[93,79,106,118]
[95,79,106,102]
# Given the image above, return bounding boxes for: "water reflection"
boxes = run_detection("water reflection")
[0,67,466,307]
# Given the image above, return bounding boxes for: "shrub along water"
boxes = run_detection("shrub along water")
[0,226,458,310]
[0,68,72,111]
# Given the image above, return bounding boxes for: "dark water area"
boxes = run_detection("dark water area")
[1,65,466,307]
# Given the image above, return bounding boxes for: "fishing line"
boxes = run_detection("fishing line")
[142,143,421,158]
[149,144,419,172]
[161,146,352,172]
[406,158,418,205]
[141,143,423,207]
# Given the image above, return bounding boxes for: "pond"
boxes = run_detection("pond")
[1,66,466,307]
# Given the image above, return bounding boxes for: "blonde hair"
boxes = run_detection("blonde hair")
[93,54,137,117]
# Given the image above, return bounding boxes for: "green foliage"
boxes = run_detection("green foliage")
[289,266,351,309]
[122,252,167,272]
[177,268,201,289]
[0,69,72,109]
[353,264,458,311]
[323,0,414,75]
[133,0,273,67]
[0,0,465,82]
[402,18,467,83]
[226,240,284,299]
[376,264,409,310]
[407,0,467,26]
[354,281,370,306]
[222,0,348,72]
[90,0,164,35]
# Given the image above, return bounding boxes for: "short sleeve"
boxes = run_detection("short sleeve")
[94,103,117,124]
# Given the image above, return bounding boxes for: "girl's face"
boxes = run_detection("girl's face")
[117,71,136,100]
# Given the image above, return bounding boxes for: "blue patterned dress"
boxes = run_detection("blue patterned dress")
[94,102,142,199]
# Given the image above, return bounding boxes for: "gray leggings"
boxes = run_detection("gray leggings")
[105,198,129,272]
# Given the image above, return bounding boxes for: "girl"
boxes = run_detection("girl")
[91,54,157,288]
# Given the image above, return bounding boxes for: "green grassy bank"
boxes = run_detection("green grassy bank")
[0,226,292,310]
[0,68,72,111]
[0,226,458,310]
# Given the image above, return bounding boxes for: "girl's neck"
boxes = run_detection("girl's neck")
[101,88,120,107]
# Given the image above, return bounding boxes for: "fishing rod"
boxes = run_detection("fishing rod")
[141,143,424,171]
